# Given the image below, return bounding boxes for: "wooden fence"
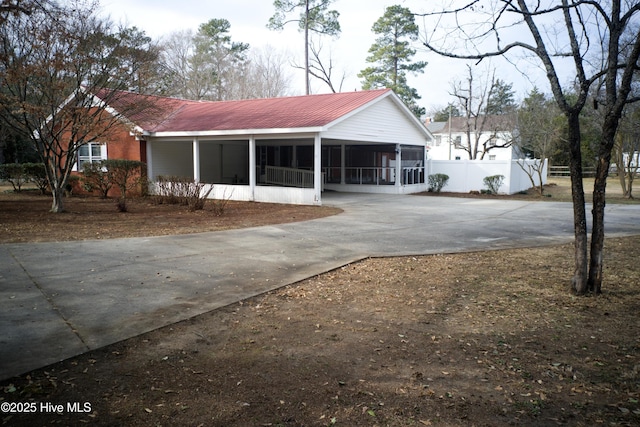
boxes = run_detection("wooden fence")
[548,166,596,177]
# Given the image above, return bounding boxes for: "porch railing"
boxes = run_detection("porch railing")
[323,166,425,185]
[403,166,424,185]
[264,165,314,188]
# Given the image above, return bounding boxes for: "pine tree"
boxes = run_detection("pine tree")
[358,5,427,117]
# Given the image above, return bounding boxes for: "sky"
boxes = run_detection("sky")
[100,0,560,115]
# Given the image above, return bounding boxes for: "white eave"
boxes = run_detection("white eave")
[141,126,325,139]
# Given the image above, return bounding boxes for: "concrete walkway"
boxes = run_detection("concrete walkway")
[2,193,639,380]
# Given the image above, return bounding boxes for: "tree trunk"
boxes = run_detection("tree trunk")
[536,162,545,196]
[588,158,608,294]
[304,0,310,95]
[615,139,629,197]
[567,113,588,294]
[587,118,617,294]
[50,184,65,213]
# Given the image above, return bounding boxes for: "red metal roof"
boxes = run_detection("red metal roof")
[97,89,393,134]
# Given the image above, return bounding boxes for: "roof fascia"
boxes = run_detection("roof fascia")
[87,92,144,135]
[143,126,324,138]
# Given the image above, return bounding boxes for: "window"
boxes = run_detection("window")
[76,143,106,171]
[435,135,442,147]
[454,135,462,148]
[489,155,496,160]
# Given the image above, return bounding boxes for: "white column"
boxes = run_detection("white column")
[145,139,153,180]
[314,134,322,204]
[340,144,346,185]
[396,144,402,188]
[292,145,297,168]
[193,138,200,182]
[249,136,256,201]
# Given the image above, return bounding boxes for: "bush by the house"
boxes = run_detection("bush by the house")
[65,175,80,195]
[483,174,505,194]
[428,173,450,193]
[152,175,213,212]
[152,175,191,205]
[82,161,114,198]
[102,159,146,212]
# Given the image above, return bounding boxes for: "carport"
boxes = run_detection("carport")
[123,89,433,205]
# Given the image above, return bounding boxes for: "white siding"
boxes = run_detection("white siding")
[204,184,318,205]
[323,97,429,146]
[428,131,515,160]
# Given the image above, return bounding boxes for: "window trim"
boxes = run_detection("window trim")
[73,142,107,171]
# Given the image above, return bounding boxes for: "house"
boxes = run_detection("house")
[426,115,522,161]
[84,88,433,205]
[423,115,547,194]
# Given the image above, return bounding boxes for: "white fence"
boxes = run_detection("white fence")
[428,159,548,194]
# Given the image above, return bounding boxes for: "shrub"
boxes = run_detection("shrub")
[23,163,49,194]
[0,163,29,192]
[0,162,49,193]
[184,180,214,212]
[483,174,505,194]
[428,173,449,193]
[102,159,146,212]
[82,161,113,198]
[210,188,233,216]
[151,175,214,211]
[152,175,192,205]
[65,175,81,195]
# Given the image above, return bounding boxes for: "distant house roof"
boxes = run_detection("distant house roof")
[427,115,517,134]
[425,121,447,133]
[95,88,412,136]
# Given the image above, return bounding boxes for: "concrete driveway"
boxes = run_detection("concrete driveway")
[2,193,639,380]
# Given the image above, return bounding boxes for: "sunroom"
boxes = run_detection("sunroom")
[132,89,433,205]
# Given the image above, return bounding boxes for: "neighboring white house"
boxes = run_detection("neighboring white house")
[426,115,522,161]
[95,88,434,205]
[423,115,547,194]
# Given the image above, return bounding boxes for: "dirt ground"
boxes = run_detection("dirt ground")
[1,180,639,426]
[0,188,342,244]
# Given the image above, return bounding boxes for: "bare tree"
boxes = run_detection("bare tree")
[0,0,35,20]
[421,1,640,294]
[292,38,346,93]
[160,30,196,99]
[614,105,640,198]
[516,87,565,195]
[451,64,517,159]
[161,28,292,101]
[268,0,341,95]
[0,0,158,212]
[231,46,294,99]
